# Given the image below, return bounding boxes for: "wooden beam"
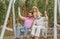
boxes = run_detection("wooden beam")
[10,15,13,28]
[23,5,28,17]
[46,0,48,5]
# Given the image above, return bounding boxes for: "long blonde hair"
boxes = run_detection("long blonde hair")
[32,6,42,18]
[32,6,39,13]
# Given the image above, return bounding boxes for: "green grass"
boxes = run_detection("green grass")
[0,28,14,37]
[4,30,14,37]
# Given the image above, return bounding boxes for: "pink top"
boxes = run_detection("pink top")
[23,17,34,27]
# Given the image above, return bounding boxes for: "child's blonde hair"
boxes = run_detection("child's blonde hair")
[32,6,42,17]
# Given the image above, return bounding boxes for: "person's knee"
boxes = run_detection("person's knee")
[35,36,39,39]
[35,35,40,37]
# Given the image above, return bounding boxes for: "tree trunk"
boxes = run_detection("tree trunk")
[9,15,13,28]
[46,0,48,5]
[23,6,28,17]
[23,0,28,17]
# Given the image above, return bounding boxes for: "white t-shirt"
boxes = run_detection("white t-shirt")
[35,17,46,26]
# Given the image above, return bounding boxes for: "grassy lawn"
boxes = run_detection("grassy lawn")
[0,28,14,37]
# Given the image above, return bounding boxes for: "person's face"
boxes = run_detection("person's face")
[28,13,33,17]
[33,8,37,12]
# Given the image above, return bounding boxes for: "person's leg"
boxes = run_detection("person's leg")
[23,26,29,39]
[35,36,39,39]
[31,26,36,36]
[34,26,41,39]
[15,26,22,39]
[35,26,41,37]
[42,26,45,36]
[31,26,37,39]
[42,26,47,39]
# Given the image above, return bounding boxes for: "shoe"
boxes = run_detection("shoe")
[15,37,20,39]
[31,37,35,39]
[22,37,26,39]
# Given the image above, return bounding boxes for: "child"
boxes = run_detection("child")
[31,6,48,39]
[32,6,41,18]
[15,7,34,39]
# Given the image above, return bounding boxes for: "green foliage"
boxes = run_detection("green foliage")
[15,0,26,7]
[0,1,6,25]
[26,0,54,27]
[0,0,59,27]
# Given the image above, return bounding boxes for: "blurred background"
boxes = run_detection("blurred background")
[0,0,60,39]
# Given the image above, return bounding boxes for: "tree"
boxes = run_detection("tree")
[0,0,60,27]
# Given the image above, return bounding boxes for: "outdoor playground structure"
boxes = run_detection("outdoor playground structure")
[0,0,60,39]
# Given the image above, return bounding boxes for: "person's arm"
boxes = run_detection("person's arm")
[18,7,26,20]
[44,11,48,21]
[32,20,36,26]
[33,13,37,18]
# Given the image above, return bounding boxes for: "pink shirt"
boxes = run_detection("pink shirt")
[24,17,34,27]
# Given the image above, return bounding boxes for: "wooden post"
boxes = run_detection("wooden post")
[54,0,57,39]
[0,0,13,39]
[23,6,28,17]
[23,0,28,17]
[46,0,48,5]
[10,15,13,28]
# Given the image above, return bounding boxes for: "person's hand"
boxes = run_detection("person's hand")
[44,10,48,20]
[44,10,47,15]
